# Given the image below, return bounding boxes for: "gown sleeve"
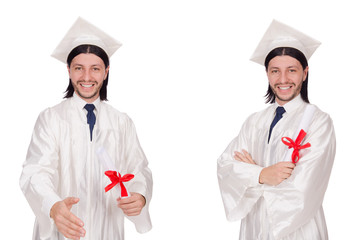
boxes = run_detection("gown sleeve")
[217,115,264,221]
[19,109,61,238]
[263,112,336,239]
[122,116,153,233]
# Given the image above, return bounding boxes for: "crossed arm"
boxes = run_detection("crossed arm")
[234,150,295,186]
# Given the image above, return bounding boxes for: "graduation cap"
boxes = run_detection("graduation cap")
[250,20,321,65]
[51,17,122,63]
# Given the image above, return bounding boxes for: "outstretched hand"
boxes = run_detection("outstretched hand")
[50,197,85,240]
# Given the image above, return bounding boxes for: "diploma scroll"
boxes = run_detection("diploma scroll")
[96,147,132,199]
[281,104,316,163]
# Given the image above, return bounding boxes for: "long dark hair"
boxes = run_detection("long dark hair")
[64,44,110,101]
[264,47,309,104]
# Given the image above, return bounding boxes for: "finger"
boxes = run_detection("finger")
[63,197,80,212]
[234,151,243,161]
[57,221,85,239]
[281,166,294,174]
[55,206,84,228]
[241,149,250,156]
[279,162,296,169]
[64,197,79,205]
[66,211,85,228]
[234,151,250,163]
[54,208,84,232]
[55,216,85,239]
[122,208,142,216]
[280,172,292,180]
[117,196,136,206]
[122,196,135,203]
[286,162,296,169]
[119,201,143,216]
[118,195,144,209]
[62,198,84,227]
[242,150,256,164]
[118,199,138,210]
[58,211,85,233]
[121,201,142,210]
[287,162,296,168]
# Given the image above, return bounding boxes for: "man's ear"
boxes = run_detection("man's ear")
[303,66,309,81]
[105,66,110,79]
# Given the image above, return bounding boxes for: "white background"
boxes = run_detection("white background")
[1,0,359,239]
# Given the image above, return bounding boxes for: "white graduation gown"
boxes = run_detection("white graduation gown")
[217,96,336,240]
[20,94,152,240]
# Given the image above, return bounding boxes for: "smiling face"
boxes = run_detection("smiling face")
[68,53,109,103]
[267,55,308,106]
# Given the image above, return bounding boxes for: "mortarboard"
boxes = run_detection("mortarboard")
[51,17,122,63]
[250,20,321,65]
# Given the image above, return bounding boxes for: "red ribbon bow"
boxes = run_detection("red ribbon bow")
[104,171,134,197]
[281,129,311,164]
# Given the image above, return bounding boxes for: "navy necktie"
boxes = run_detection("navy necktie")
[84,104,96,141]
[268,106,286,143]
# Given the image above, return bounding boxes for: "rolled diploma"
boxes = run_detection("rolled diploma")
[96,146,131,198]
[281,104,316,162]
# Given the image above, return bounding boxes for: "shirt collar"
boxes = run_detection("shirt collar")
[274,94,305,114]
[72,92,101,111]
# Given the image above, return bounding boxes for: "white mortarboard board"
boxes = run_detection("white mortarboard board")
[51,17,122,63]
[250,20,321,65]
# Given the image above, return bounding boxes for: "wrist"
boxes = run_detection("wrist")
[259,169,265,184]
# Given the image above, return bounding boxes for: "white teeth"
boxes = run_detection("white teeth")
[279,86,290,90]
[81,84,93,88]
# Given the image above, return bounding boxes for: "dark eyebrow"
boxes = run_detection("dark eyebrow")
[71,63,103,67]
[268,66,279,70]
[287,65,300,69]
[71,63,83,67]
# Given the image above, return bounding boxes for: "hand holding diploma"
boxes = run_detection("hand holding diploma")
[96,147,146,216]
[96,147,132,198]
[234,149,295,186]
[117,193,146,216]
